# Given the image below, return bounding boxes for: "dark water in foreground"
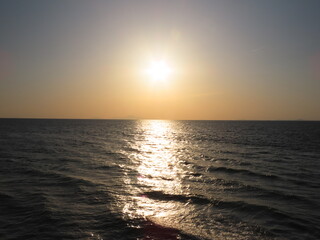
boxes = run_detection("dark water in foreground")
[0,119,319,240]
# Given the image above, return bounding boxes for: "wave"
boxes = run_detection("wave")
[206,165,280,180]
[140,190,317,237]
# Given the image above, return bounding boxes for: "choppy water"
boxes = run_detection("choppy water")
[0,119,319,240]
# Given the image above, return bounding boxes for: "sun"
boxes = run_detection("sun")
[145,60,172,81]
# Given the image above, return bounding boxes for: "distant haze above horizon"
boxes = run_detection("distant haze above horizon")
[1,0,320,120]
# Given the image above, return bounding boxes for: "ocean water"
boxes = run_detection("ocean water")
[0,119,319,240]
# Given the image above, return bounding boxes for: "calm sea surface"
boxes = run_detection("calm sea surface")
[0,119,319,240]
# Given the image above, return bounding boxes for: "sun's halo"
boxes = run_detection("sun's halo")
[145,60,172,81]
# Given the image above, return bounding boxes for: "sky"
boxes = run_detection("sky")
[0,0,319,120]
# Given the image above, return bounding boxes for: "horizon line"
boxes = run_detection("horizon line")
[0,117,319,122]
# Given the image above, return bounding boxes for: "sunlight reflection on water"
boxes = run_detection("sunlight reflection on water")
[136,120,184,192]
[121,120,190,225]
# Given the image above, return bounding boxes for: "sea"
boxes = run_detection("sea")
[0,119,319,240]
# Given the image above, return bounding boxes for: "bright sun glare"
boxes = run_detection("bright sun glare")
[145,60,172,81]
